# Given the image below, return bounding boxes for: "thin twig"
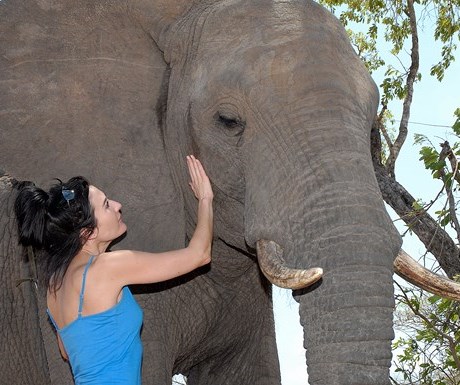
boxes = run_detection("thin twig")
[396,282,460,372]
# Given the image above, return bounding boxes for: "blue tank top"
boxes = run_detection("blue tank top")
[47,256,144,384]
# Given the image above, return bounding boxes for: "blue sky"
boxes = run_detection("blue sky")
[273,20,460,384]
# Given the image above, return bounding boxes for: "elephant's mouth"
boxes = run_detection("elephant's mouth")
[256,239,460,300]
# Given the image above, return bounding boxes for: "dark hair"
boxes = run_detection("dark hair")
[14,176,96,292]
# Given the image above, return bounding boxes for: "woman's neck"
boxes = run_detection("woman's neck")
[81,240,110,256]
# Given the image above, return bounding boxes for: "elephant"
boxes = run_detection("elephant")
[1,0,458,384]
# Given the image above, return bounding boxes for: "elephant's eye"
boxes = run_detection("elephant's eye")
[215,112,245,138]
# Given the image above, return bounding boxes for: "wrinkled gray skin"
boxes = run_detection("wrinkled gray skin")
[0,0,402,384]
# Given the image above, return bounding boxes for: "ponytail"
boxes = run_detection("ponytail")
[13,176,96,291]
[14,181,49,249]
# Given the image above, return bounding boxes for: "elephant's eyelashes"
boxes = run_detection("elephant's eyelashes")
[215,113,245,137]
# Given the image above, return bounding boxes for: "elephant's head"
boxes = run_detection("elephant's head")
[136,0,401,383]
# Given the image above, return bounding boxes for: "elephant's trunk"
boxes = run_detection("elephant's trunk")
[296,224,398,385]
[259,245,460,382]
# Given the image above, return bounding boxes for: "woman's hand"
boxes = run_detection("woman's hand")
[187,155,214,201]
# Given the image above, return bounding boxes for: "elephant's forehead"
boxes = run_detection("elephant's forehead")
[192,38,349,97]
[183,0,374,105]
[193,2,351,82]
[198,0,339,49]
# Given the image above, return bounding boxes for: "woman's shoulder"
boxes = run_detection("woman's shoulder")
[96,249,135,264]
[92,250,137,276]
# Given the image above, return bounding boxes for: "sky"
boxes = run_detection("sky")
[272,17,460,385]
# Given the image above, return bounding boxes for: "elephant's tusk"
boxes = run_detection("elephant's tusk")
[256,239,323,290]
[394,249,460,301]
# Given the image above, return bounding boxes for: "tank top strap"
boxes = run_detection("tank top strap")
[78,255,95,318]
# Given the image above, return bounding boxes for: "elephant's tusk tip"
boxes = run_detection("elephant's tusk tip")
[284,267,323,290]
[301,267,323,283]
[314,267,324,275]
[266,266,323,290]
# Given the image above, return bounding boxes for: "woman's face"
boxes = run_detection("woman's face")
[88,185,127,242]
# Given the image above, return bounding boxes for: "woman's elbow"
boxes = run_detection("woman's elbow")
[201,248,212,266]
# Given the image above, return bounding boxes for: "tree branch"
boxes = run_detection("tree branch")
[371,123,460,279]
[385,0,420,177]
[441,140,460,185]
[437,141,460,243]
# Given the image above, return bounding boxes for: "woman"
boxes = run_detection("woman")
[14,155,213,384]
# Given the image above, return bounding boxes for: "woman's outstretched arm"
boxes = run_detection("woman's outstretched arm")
[101,155,213,286]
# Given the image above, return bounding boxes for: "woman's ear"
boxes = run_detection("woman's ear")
[81,227,98,242]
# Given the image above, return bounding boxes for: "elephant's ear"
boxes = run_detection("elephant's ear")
[129,0,193,55]
[0,176,64,383]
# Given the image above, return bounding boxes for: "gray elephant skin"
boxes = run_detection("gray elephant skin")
[0,0,403,384]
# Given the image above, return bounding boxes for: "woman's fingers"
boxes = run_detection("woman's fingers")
[186,155,213,200]
[195,158,207,180]
[192,157,203,183]
[187,156,202,196]
[187,156,199,184]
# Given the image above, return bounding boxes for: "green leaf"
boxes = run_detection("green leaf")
[428,295,442,304]
[452,108,460,136]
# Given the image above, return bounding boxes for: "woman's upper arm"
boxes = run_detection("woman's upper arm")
[102,248,210,286]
